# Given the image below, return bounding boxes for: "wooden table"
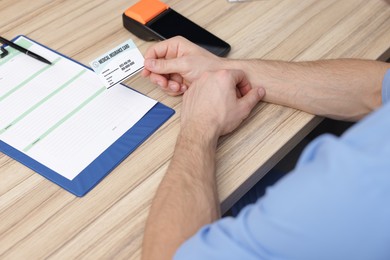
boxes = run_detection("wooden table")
[1,0,389,258]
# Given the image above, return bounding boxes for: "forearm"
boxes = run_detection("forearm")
[142,126,220,260]
[226,59,390,121]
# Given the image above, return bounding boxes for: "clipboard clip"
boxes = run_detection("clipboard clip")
[0,46,8,58]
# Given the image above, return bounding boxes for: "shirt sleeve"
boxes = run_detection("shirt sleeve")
[175,102,390,260]
[382,69,390,104]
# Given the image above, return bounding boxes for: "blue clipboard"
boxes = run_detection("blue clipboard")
[0,35,175,196]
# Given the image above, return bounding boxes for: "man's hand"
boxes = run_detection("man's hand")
[141,69,264,260]
[181,69,265,139]
[142,36,224,96]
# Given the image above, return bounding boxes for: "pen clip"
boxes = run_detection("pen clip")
[0,47,8,58]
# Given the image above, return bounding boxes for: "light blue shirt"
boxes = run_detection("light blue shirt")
[175,69,390,260]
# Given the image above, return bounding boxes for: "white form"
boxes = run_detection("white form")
[0,36,157,180]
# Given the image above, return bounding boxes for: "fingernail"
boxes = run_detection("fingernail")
[169,83,179,92]
[258,87,265,97]
[157,81,164,87]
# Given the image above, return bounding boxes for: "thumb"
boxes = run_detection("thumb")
[144,58,183,75]
[239,87,265,115]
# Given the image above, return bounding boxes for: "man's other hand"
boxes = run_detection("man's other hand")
[181,69,265,139]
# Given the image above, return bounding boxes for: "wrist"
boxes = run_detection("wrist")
[219,58,238,71]
[225,59,293,106]
[222,59,262,89]
[179,121,219,149]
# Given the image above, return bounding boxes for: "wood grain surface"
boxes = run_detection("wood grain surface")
[1,0,389,258]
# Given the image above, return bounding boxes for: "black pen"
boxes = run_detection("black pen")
[0,36,52,65]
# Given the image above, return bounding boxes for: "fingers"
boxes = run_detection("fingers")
[239,87,265,116]
[143,53,189,96]
[144,36,195,60]
[141,68,151,77]
[145,71,185,96]
[147,72,186,96]
[227,69,265,116]
[142,37,215,97]
[148,72,168,87]
[144,57,186,75]
[143,36,209,75]
[143,37,187,78]
[235,72,252,96]
[144,37,180,60]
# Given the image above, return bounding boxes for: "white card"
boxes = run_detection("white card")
[90,39,144,89]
